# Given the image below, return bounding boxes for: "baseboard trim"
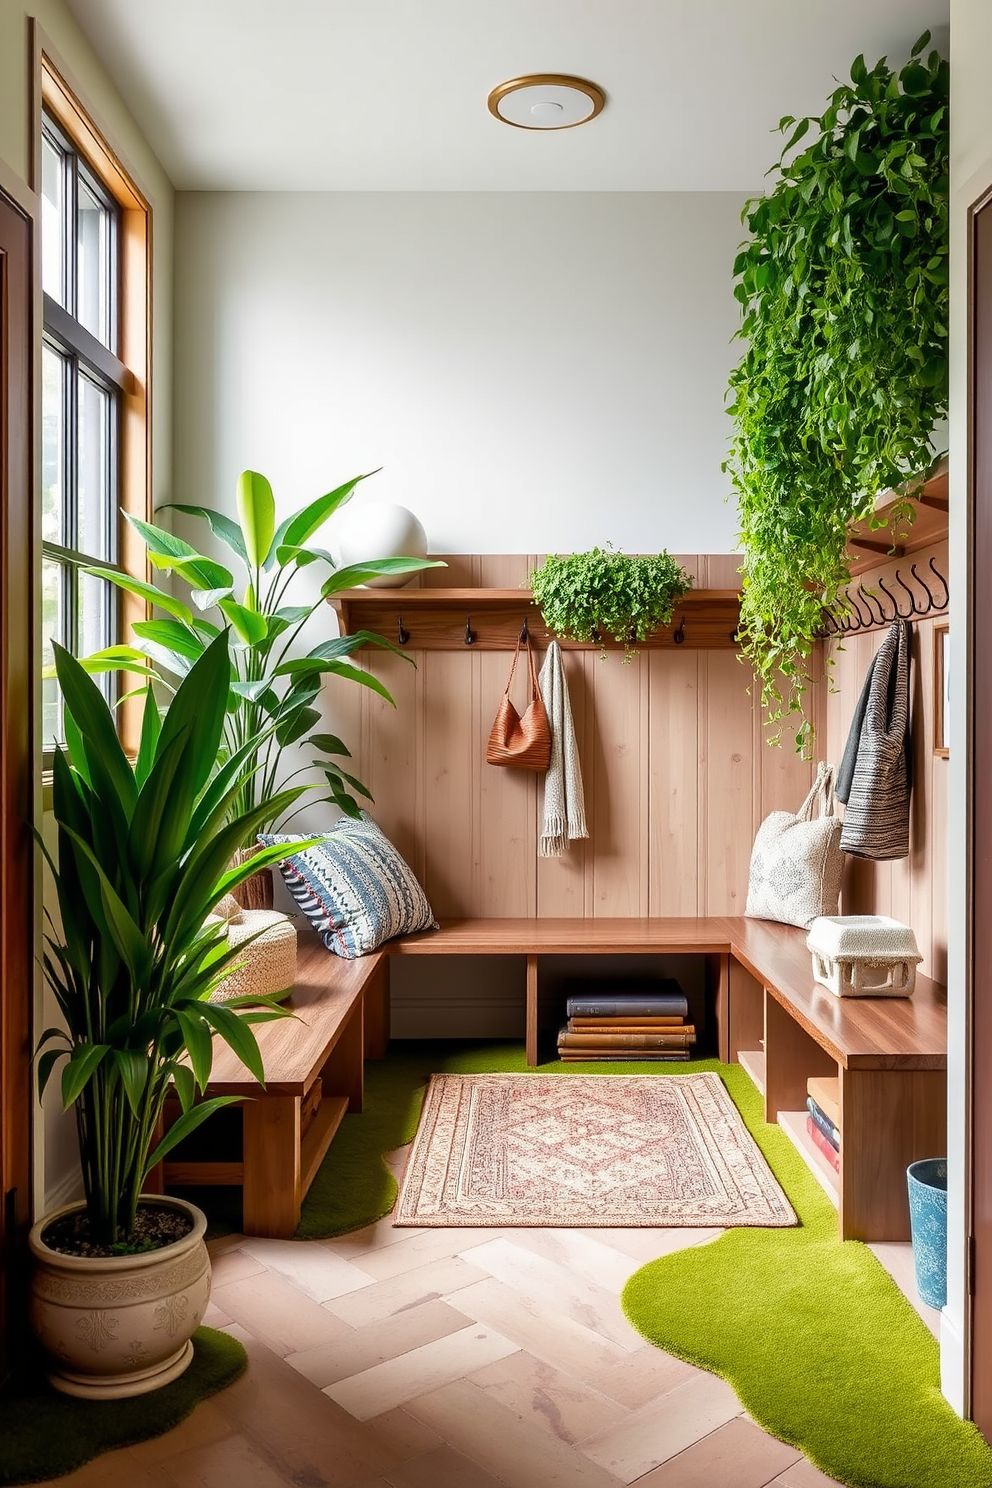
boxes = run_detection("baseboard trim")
[940,1306,967,1416]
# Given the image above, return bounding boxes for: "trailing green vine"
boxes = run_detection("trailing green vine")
[725,32,948,749]
[530,547,692,660]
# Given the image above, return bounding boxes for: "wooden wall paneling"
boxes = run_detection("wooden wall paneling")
[589,652,650,916]
[421,650,480,917]
[701,650,755,914]
[536,649,594,917]
[700,553,744,590]
[754,670,816,820]
[356,649,424,885]
[647,648,699,915]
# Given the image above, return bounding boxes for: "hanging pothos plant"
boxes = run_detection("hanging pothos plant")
[725,32,948,749]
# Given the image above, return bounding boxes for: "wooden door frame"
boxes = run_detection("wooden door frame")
[0,183,37,1379]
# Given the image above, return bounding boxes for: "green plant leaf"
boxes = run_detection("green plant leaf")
[153,630,231,799]
[219,598,268,645]
[175,1009,215,1091]
[198,1000,266,1084]
[268,470,380,568]
[135,685,163,789]
[159,503,250,565]
[83,567,195,625]
[307,733,352,757]
[54,645,138,813]
[132,619,206,662]
[143,1096,243,1174]
[61,1043,110,1109]
[237,470,276,569]
[272,657,396,704]
[321,558,445,595]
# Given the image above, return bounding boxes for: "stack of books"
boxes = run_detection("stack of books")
[806,1075,841,1172]
[557,979,695,1061]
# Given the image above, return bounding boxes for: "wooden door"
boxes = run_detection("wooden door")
[0,188,34,1381]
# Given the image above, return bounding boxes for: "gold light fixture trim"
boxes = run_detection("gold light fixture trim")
[488,74,606,131]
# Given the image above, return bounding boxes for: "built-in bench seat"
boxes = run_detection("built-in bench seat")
[170,915,946,1242]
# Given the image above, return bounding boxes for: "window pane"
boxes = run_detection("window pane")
[41,134,65,305]
[42,559,66,748]
[77,175,113,348]
[42,345,66,546]
[78,572,114,706]
[77,371,114,561]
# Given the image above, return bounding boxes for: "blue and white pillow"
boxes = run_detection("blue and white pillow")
[259,814,436,958]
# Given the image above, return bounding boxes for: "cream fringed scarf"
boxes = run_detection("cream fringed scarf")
[537,641,588,857]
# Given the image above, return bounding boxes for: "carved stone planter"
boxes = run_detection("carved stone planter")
[28,1196,210,1399]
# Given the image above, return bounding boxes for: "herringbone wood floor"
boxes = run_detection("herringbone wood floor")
[37,1142,937,1488]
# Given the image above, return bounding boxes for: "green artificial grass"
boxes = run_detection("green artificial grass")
[621,1063,992,1488]
[0,1326,246,1486]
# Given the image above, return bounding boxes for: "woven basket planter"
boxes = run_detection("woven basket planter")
[230,844,274,911]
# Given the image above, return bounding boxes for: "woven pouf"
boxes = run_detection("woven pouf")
[209,897,298,1004]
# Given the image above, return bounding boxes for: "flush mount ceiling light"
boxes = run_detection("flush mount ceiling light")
[487,74,606,131]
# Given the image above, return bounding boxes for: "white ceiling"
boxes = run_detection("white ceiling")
[66,0,949,192]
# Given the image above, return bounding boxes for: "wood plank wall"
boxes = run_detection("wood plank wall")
[822,539,949,981]
[328,555,814,924]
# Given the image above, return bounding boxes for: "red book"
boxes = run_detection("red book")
[806,1115,841,1173]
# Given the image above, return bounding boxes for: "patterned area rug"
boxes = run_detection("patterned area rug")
[395,1072,797,1228]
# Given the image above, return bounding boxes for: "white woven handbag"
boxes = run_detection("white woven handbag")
[745,762,844,930]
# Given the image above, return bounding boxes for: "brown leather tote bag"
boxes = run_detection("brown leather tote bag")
[486,634,552,771]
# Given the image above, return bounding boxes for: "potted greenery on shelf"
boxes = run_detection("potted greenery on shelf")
[73,467,442,904]
[726,34,948,748]
[30,634,320,1399]
[530,546,693,660]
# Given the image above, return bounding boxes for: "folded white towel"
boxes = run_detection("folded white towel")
[537,641,588,857]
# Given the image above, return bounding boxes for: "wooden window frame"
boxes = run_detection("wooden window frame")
[35,38,152,758]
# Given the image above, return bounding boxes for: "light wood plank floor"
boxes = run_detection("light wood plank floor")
[35,1142,937,1488]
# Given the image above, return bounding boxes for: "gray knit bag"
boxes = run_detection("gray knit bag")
[745,762,844,930]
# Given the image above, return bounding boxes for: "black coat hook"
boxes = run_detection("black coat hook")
[519,616,529,643]
[397,616,410,646]
[464,616,476,646]
[673,616,686,645]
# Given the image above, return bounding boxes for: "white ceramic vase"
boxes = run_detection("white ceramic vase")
[335,502,428,588]
[29,1195,210,1399]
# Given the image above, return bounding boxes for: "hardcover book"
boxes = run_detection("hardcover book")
[806,1115,841,1172]
[806,1097,840,1150]
[564,992,689,1019]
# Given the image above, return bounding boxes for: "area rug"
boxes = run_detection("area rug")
[394,1070,797,1227]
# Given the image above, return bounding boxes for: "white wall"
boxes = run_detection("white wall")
[945,0,992,1416]
[173,191,746,554]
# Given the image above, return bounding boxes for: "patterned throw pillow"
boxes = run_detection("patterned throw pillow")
[258,814,436,958]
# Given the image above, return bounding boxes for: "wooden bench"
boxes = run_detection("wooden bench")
[161,934,389,1238]
[167,914,945,1243]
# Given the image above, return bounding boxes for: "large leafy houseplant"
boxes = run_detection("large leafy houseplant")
[726,33,948,747]
[530,547,693,659]
[37,632,320,1248]
[80,469,441,828]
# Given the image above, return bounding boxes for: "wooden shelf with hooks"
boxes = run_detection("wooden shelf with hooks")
[327,587,742,651]
[846,458,948,576]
